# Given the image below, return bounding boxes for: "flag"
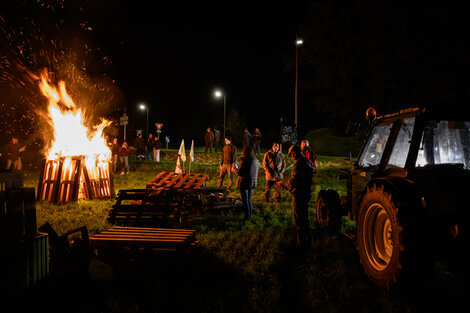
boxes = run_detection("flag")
[178,139,186,162]
[175,156,182,173]
[189,140,194,162]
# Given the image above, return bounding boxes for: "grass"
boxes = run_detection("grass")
[13,148,467,313]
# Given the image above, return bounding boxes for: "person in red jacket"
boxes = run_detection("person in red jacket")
[118,140,130,174]
[301,140,317,173]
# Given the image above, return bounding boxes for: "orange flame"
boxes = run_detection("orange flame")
[38,71,111,172]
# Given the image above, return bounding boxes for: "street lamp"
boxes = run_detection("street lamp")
[214,90,226,139]
[295,38,303,126]
[139,103,149,138]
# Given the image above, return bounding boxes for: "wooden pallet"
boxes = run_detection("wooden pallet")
[107,189,175,226]
[37,157,115,203]
[146,171,209,191]
[108,171,243,226]
[90,226,197,253]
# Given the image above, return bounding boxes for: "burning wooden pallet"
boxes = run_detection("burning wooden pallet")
[37,156,115,203]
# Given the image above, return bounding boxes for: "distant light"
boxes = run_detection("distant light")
[139,104,146,110]
[296,39,303,46]
[214,90,222,98]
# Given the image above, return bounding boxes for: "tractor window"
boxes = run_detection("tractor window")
[357,122,393,167]
[387,117,415,168]
[416,120,470,169]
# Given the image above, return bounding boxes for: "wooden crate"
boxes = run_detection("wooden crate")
[0,187,37,244]
[1,232,49,291]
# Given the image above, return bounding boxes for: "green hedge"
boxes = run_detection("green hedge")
[305,128,364,157]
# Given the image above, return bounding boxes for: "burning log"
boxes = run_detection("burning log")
[37,156,114,203]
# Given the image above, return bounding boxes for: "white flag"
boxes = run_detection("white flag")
[189,139,194,162]
[175,156,182,173]
[178,139,186,162]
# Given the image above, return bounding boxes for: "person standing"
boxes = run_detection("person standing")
[234,145,259,219]
[218,136,237,191]
[110,137,119,173]
[204,127,214,153]
[154,136,162,162]
[242,128,252,149]
[5,136,26,170]
[301,139,317,173]
[134,133,146,160]
[262,142,286,202]
[147,133,155,160]
[282,145,315,249]
[252,128,261,155]
[213,127,221,152]
[118,140,130,174]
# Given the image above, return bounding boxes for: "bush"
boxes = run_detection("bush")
[305,128,364,157]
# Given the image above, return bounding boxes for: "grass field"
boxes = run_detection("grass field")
[12,148,467,313]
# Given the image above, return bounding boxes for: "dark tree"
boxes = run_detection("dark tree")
[295,0,470,132]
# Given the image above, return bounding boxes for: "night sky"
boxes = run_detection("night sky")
[1,0,470,148]
[1,0,310,148]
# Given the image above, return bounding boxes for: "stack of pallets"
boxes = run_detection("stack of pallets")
[107,171,242,226]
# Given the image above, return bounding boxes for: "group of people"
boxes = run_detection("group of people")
[241,128,262,155]
[217,136,317,249]
[132,133,162,162]
[204,127,262,155]
[204,127,221,153]
[1,136,27,170]
[109,133,162,175]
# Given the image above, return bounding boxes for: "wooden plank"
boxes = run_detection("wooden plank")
[109,226,195,233]
[173,173,192,188]
[192,175,209,189]
[182,174,201,189]
[146,171,170,187]
[164,173,184,188]
[150,172,174,188]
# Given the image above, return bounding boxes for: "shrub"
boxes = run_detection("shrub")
[305,128,364,157]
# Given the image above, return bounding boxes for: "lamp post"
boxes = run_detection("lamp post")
[139,103,149,138]
[214,90,226,140]
[295,38,303,126]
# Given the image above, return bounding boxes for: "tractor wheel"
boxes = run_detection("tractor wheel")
[315,189,342,232]
[357,184,406,287]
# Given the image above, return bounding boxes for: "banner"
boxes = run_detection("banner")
[178,139,186,162]
[175,156,182,173]
[189,139,194,162]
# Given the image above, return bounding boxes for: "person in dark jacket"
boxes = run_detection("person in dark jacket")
[204,127,215,153]
[281,145,315,249]
[147,133,155,160]
[218,136,237,191]
[251,128,261,155]
[213,128,221,152]
[134,133,146,160]
[110,137,119,172]
[234,145,259,219]
[118,140,130,174]
[242,128,252,149]
[5,136,26,170]
[262,142,286,202]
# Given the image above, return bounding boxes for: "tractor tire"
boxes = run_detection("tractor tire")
[357,184,404,287]
[315,189,342,232]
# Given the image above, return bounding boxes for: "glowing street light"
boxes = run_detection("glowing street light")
[295,38,303,125]
[214,90,226,140]
[139,103,149,138]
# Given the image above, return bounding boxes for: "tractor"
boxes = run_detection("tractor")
[315,107,470,286]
